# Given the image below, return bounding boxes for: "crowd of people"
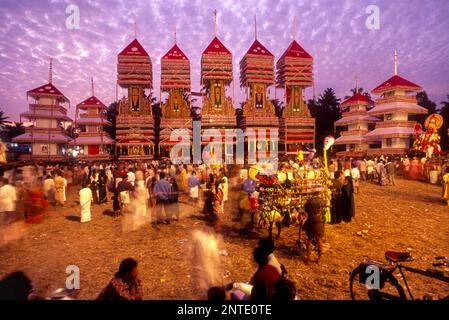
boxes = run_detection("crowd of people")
[0,161,232,238]
[1,152,449,300]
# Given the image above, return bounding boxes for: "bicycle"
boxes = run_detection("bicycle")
[349,250,449,300]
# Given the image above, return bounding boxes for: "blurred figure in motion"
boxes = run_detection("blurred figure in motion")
[54,170,67,206]
[0,271,36,300]
[42,174,55,205]
[168,178,180,222]
[26,180,48,223]
[97,258,143,300]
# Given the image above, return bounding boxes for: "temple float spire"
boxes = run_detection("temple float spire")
[394,49,398,75]
[292,16,297,40]
[49,58,53,83]
[254,15,258,39]
[214,10,218,37]
[174,26,177,44]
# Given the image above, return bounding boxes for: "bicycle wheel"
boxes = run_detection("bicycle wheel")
[349,266,406,300]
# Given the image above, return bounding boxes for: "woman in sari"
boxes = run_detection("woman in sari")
[98,169,108,204]
[180,164,188,192]
[340,176,355,223]
[202,174,215,218]
[212,178,224,233]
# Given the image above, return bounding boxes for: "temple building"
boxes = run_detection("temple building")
[276,30,315,155]
[13,60,72,162]
[334,89,379,157]
[70,79,115,160]
[159,32,192,159]
[365,51,427,155]
[240,18,278,160]
[115,37,155,160]
[200,12,235,162]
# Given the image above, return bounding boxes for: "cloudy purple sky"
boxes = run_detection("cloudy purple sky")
[1,0,448,121]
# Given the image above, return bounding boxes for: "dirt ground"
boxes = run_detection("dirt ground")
[1,177,448,300]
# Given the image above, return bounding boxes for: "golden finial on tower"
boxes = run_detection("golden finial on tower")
[91,77,95,96]
[134,22,137,39]
[355,75,359,93]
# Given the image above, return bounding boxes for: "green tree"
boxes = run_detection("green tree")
[0,110,10,129]
[309,88,341,153]
[346,87,371,100]
[409,91,437,127]
[105,102,118,140]
[270,99,284,118]
[6,122,25,140]
[152,100,162,159]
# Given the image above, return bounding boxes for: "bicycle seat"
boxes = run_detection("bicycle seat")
[385,251,414,263]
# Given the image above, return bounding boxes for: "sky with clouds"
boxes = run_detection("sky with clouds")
[0,0,448,121]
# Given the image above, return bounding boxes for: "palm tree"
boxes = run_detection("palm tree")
[410,91,437,126]
[311,88,341,153]
[270,99,284,118]
[0,110,9,129]
[345,87,371,100]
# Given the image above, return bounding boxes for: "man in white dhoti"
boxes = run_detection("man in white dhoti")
[0,178,17,245]
[187,171,200,209]
[79,183,93,223]
[54,171,67,206]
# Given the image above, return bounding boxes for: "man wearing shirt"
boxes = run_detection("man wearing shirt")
[188,171,200,208]
[0,178,17,246]
[152,172,172,225]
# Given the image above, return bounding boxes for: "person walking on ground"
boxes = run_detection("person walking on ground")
[304,187,326,264]
[79,182,93,223]
[117,175,133,215]
[340,176,355,222]
[330,172,343,224]
[98,169,108,204]
[359,159,367,181]
[54,171,67,206]
[42,174,55,205]
[212,177,224,233]
[188,171,200,209]
[152,172,172,226]
[386,160,396,186]
[0,178,17,246]
[168,178,180,221]
[350,165,360,194]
